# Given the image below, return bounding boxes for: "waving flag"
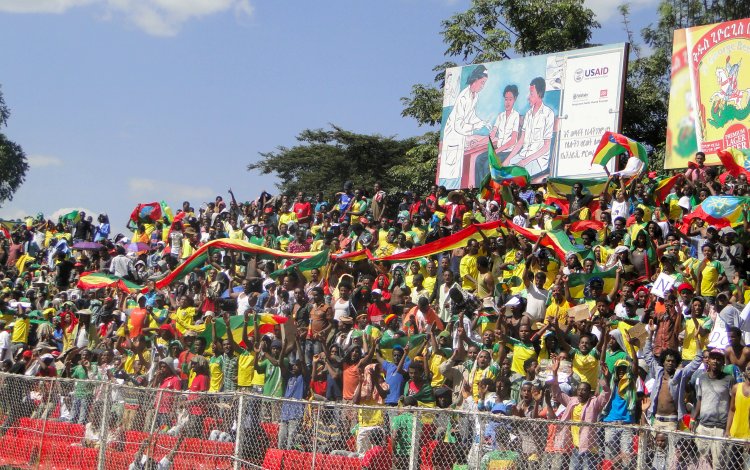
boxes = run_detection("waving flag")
[270,249,330,279]
[569,220,606,243]
[683,196,749,229]
[379,334,427,360]
[592,132,648,168]
[200,314,287,346]
[487,139,530,187]
[652,174,681,205]
[568,266,618,299]
[58,210,81,225]
[127,202,163,231]
[77,272,144,293]
[156,238,319,288]
[717,148,750,177]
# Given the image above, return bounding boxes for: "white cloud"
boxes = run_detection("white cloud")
[27,154,63,168]
[0,208,32,220]
[0,0,253,36]
[586,0,658,23]
[128,178,214,201]
[0,0,96,13]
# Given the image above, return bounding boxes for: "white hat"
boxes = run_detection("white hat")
[503,297,521,307]
[262,278,276,289]
[371,288,382,296]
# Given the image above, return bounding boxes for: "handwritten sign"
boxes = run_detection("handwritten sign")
[650,273,676,299]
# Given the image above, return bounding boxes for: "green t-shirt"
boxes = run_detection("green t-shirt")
[605,349,628,374]
[259,358,289,397]
[391,413,414,456]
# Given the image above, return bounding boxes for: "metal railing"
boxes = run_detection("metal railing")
[0,373,747,470]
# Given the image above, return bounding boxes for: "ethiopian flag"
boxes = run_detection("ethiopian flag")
[200,314,287,346]
[77,272,144,293]
[487,138,530,187]
[569,220,606,243]
[592,132,648,168]
[652,174,681,206]
[270,249,330,279]
[683,196,749,229]
[567,266,618,299]
[379,334,427,360]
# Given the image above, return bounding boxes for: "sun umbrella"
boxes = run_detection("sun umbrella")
[123,242,150,252]
[72,241,104,251]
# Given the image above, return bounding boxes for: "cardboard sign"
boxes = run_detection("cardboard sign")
[568,304,592,323]
[625,322,649,348]
[650,273,676,299]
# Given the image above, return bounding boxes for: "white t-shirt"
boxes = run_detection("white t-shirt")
[492,109,520,148]
[525,284,549,323]
[0,330,11,362]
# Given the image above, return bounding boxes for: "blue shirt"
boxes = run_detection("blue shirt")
[280,374,307,421]
[602,389,633,423]
[383,360,409,405]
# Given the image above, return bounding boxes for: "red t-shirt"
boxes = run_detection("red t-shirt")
[367,302,391,324]
[311,379,327,397]
[158,375,182,414]
[293,202,312,221]
[188,374,209,415]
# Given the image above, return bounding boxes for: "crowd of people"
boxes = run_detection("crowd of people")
[0,152,749,470]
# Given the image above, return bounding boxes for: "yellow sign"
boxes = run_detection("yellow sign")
[687,19,750,158]
[665,29,701,168]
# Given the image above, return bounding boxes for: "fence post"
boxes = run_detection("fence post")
[233,393,245,470]
[635,426,647,470]
[35,378,52,470]
[310,402,321,470]
[408,408,419,470]
[149,386,163,437]
[97,381,112,470]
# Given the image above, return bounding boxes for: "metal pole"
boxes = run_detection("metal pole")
[407,408,419,470]
[96,382,112,470]
[310,402,321,470]
[233,394,245,470]
[35,377,51,470]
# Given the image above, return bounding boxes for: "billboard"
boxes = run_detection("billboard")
[665,29,701,169]
[686,19,750,162]
[436,43,628,189]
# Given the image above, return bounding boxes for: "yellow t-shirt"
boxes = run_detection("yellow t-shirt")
[237,350,255,387]
[209,356,224,392]
[429,353,446,388]
[358,398,384,427]
[682,317,706,362]
[571,403,584,447]
[509,340,537,377]
[171,307,205,335]
[460,254,479,291]
[11,318,30,344]
[278,212,298,228]
[700,261,724,297]
[123,350,152,374]
[572,349,599,387]
[546,300,570,325]
[423,275,437,294]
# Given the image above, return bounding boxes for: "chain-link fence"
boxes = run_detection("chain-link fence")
[0,372,747,470]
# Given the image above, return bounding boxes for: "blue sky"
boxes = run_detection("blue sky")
[0,0,658,233]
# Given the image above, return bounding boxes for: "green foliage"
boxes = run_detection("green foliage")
[248,125,429,201]
[0,87,28,205]
[386,131,439,197]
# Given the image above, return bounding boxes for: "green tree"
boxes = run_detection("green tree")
[248,125,423,201]
[402,0,600,127]
[0,87,28,205]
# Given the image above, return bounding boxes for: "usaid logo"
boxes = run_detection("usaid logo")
[574,67,609,82]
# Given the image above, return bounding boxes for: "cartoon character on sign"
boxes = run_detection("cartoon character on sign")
[709,56,750,125]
